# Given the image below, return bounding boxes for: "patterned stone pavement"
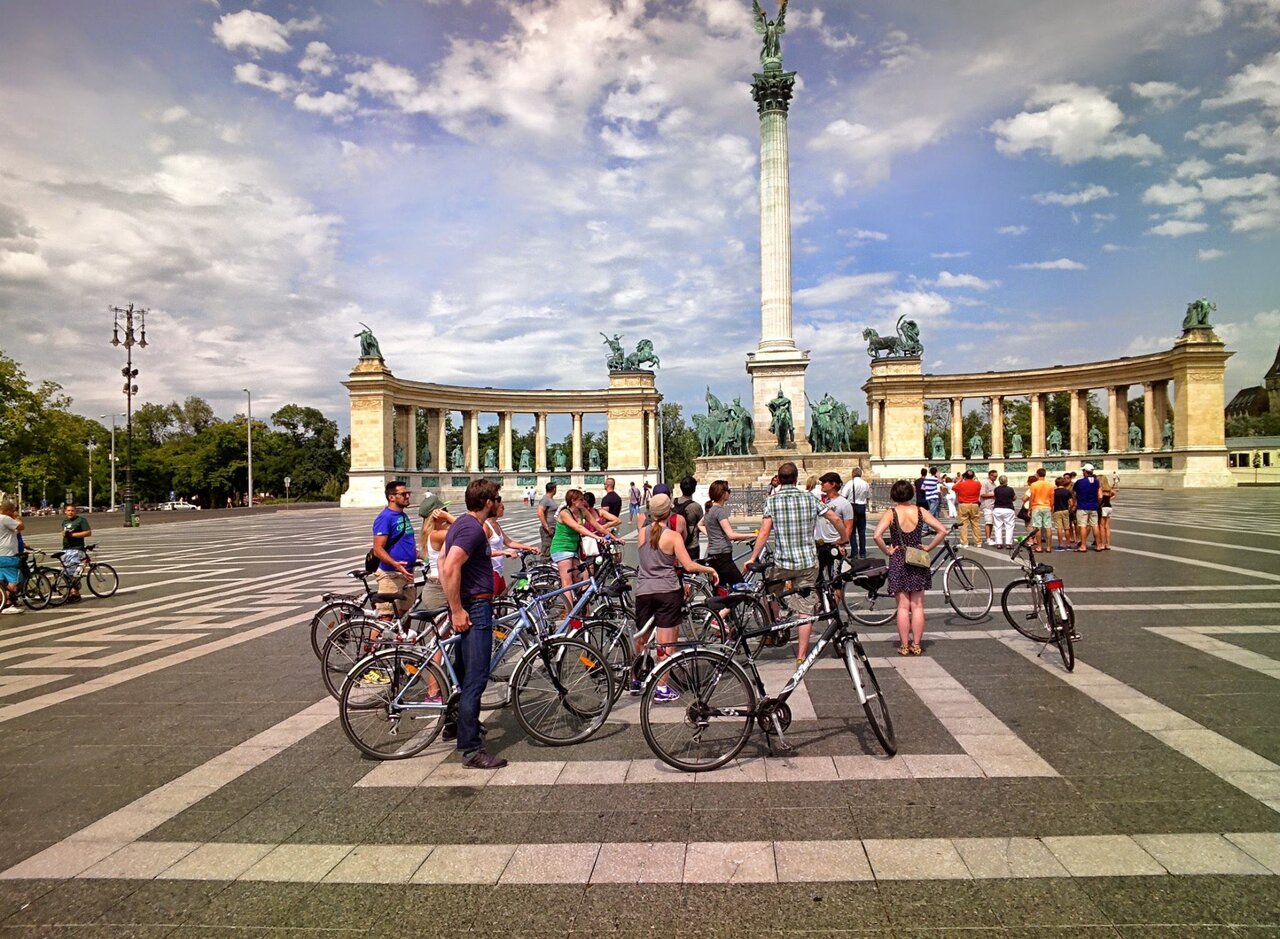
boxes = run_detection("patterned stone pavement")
[0,489,1278,936]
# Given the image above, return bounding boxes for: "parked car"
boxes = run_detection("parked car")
[158,501,200,511]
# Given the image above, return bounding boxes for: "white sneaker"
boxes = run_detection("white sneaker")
[1,606,22,615]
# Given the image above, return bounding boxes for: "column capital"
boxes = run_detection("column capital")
[751,70,797,115]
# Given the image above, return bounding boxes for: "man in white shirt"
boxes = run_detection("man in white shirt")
[0,500,25,613]
[840,467,871,559]
[815,472,854,580]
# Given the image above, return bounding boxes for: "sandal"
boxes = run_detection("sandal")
[897,644,911,656]
[910,643,923,656]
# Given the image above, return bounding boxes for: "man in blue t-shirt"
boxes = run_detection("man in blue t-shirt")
[1072,464,1102,552]
[371,481,417,618]
[440,478,507,770]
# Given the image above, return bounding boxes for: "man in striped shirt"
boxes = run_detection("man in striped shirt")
[922,467,941,517]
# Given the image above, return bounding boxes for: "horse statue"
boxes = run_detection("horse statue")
[623,339,661,370]
[862,327,902,359]
[863,315,923,358]
[1181,298,1216,331]
[599,332,626,371]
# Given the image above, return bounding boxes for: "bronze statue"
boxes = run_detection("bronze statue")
[1128,423,1142,449]
[519,447,532,472]
[752,0,788,68]
[968,432,984,461]
[483,448,497,471]
[863,315,923,359]
[553,447,568,472]
[393,443,405,469]
[451,445,464,471]
[600,333,625,371]
[1010,430,1024,456]
[930,434,945,461]
[354,322,382,359]
[1047,426,1063,455]
[623,339,661,370]
[767,386,794,449]
[588,447,602,471]
[1181,298,1215,331]
[1088,425,1104,452]
[1162,419,1174,449]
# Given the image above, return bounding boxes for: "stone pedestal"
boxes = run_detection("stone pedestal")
[864,356,925,479]
[605,370,659,471]
[746,348,810,452]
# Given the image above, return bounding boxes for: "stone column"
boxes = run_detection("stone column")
[990,396,1004,460]
[535,413,548,473]
[571,412,584,471]
[1108,386,1128,451]
[462,411,479,473]
[499,412,514,473]
[646,409,659,470]
[1143,383,1158,451]
[405,407,418,473]
[1031,394,1046,456]
[430,409,447,472]
[868,398,881,461]
[1069,390,1088,454]
[949,398,964,460]
[1154,381,1171,447]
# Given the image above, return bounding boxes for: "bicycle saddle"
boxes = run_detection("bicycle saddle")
[371,591,407,603]
[407,607,449,622]
[706,593,757,611]
[346,569,369,579]
[845,557,886,575]
[1032,564,1055,576]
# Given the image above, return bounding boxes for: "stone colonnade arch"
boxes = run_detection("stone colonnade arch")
[341,358,662,507]
[863,327,1234,488]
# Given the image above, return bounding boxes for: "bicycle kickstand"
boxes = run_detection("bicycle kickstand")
[763,713,795,756]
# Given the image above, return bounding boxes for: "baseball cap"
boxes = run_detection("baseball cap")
[652,483,672,496]
[1081,463,1094,473]
[418,492,451,517]
[648,493,673,518]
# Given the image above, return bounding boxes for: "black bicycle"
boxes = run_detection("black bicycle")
[1001,537,1077,671]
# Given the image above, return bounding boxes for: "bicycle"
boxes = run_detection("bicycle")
[638,567,896,772]
[1000,537,1077,672]
[39,544,118,603]
[1,552,55,611]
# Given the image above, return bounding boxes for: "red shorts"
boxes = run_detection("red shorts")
[493,571,507,597]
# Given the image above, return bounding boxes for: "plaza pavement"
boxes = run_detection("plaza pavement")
[0,489,1278,936]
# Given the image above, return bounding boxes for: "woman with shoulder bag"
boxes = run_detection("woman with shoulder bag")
[872,480,947,656]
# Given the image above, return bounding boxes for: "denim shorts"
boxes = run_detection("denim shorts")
[551,551,578,564]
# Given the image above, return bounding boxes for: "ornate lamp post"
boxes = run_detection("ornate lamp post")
[110,303,147,526]
[99,412,125,510]
[86,439,97,512]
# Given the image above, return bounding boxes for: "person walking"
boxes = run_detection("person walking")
[370,482,417,619]
[952,470,982,546]
[628,482,641,522]
[634,493,719,699]
[873,480,947,656]
[439,478,507,769]
[0,500,24,613]
[537,482,558,556]
[746,462,848,666]
[702,480,755,588]
[914,469,929,510]
[980,469,999,546]
[840,467,871,559]
[991,475,1018,548]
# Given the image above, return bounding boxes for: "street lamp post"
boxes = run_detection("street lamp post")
[100,412,125,510]
[110,304,147,527]
[244,389,253,508]
[86,440,97,512]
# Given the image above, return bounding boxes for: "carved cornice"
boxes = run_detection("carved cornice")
[751,70,796,115]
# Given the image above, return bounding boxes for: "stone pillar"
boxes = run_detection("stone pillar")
[745,64,809,451]
[646,409,659,470]
[430,409,447,472]
[863,356,924,479]
[405,407,418,472]
[1069,390,1088,454]
[340,358,396,507]
[990,397,1004,459]
[1169,326,1234,486]
[535,413,548,473]
[949,398,964,460]
[1108,386,1128,451]
[499,412,514,473]
[571,412,584,471]
[1154,381,1171,447]
[462,411,479,472]
[1031,394,1046,456]
[1142,383,1158,451]
[606,370,658,473]
[868,398,881,461]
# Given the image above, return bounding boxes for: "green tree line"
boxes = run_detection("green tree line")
[1,349,348,508]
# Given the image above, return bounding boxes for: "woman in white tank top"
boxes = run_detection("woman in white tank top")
[483,495,536,597]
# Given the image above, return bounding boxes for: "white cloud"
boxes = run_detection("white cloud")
[1102,243,1125,252]
[159,105,190,124]
[1203,50,1280,111]
[1199,247,1226,260]
[876,289,952,323]
[997,225,1028,235]
[991,83,1163,163]
[1187,117,1280,163]
[810,116,946,187]
[299,41,337,77]
[878,29,923,71]
[1148,219,1209,236]
[931,251,970,258]
[1032,183,1115,205]
[294,91,356,117]
[0,250,49,281]
[790,7,858,49]
[233,62,297,96]
[934,271,1000,290]
[1130,80,1197,109]
[794,271,898,306]
[1176,157,1214,178]
[841,227,889,243]
[1014,258,1087,269]
[212,11,292,54]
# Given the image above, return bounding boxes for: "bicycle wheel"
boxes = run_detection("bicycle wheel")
[579,617,630,703]
[944,558,992,620]
[485,610,534,710]
[842,584,895,626]
[510,636,614,746]
[86,563,119,599]
[842,638,896,756]
[21,571,53,610]
[1000,579,1052,642]
[309,599,364,660]
[321,618,390,702]
[1050,593,1075,672]
[46,570,70,607]
[339,650,448,760]
[640,649,756,773]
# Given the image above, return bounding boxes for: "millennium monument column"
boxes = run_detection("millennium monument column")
[745,0,810,452]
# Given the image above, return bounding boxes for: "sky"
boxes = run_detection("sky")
[2,0,1279,438]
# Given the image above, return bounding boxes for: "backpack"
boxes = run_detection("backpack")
[365,518,410,574]
[674,496,700,549]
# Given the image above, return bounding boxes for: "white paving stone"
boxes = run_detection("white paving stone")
[1132,834,1271,875]
[1041,835,1166,877]
[683,841,777,883]
[863,838,970,880]
[953,838,1070,879]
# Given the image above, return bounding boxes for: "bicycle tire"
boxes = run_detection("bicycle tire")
[21,570,53,610]
[1000,579,1052,642]
[86,563,119,599]
[843,638,897,756]
[579,617,630,703]
[1051,593,1075,672]
[321,618,391,702]
[944,558,993,620]
[309,599,365,660]
[640,649,756,773]
[45,569,71,607]
[842,583,895,626]
[339,649,448,760]
[510,636,614,746]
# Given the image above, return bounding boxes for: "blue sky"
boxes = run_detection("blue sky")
[2,0,1278,437]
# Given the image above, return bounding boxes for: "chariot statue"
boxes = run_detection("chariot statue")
[599,333,626,371]
[863,315,923,359]
[1181,298,1215,332]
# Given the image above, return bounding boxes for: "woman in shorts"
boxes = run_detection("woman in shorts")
[1097,473,1115,550]
[549,490,595,621]
[634,494,719,699]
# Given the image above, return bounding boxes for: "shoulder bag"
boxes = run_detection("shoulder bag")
[892,508,932,569]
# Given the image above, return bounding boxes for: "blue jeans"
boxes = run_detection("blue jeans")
[852,505,867,557]
[927,497,940,519]
[452,598,492,754]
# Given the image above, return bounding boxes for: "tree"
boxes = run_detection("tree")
[660,403,698,486]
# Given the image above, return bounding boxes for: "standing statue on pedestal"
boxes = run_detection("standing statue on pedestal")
[393,443,405,470]
[752,0,788,68]
[1047,426,1063,455]
[729,396,755,455]
[553,448,568,472]
[1181,298,1215,332]
[1088,425,1104,452]
[420,445,432,469]
[1128,423,1142,449]
[588,447,602,471]
[767,387,795,450]
[451,445,464,472]
[483,448,497,471]
[1162,419,1173,449]
[354,322,383,359]
[968,432,984,461]
[1010,430,1024,457]
[930,434,945,461]
[600,333,626,372]
[519,448,532,472]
